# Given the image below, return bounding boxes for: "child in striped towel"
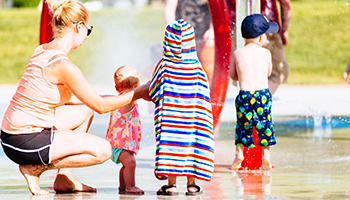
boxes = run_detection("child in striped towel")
[149,19,215,196]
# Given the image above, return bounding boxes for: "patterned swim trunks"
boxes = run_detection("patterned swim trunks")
[235,89,276,147]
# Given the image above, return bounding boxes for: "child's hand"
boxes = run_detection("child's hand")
[343,72,349,84]
[135,81,151,101]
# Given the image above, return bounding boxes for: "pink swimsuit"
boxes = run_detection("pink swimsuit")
[105,104,141,154]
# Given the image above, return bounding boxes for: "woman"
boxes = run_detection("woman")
[0,0,149,195]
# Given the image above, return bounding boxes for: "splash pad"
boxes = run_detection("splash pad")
[30,1,350,198]
[39,0,279,171]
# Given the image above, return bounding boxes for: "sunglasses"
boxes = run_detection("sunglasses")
[73,22,93,36]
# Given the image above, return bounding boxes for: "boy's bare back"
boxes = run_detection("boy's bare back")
[230,42,272,91]
[230,13,279,92]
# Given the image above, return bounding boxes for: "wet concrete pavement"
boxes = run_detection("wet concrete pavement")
[1,84,350,199]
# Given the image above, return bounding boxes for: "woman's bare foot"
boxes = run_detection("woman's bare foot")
[262,159,272,170]
[125,186,144,195]
[19,165,49,195]
[230,158,243,170]
[53,174,96,193]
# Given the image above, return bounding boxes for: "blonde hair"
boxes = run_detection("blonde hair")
[114,66,140,92]
[47,0,90,38]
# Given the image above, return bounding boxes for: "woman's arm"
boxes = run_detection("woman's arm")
[45,59,150,114]
[65,94,83,105]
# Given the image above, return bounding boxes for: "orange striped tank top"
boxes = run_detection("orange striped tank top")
[1,45,71,134]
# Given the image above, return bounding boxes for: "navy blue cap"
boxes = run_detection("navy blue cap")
[241,14,279,39]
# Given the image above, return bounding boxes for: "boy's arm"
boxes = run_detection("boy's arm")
[267,52,273,77]
[229,52,239,81]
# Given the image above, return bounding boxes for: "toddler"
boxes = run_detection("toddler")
[106,66,144,195]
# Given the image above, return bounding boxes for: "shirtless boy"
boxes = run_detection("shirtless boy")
[229,14,278,170]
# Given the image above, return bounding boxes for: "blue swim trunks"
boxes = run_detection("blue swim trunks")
[235,89,276,147]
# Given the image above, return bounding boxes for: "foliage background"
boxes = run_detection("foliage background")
[12,0,41,7]
[285,0,350,84]
[1,0,350,84]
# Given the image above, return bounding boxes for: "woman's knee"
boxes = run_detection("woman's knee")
[70,104,94,121]
[54,105,94,131]
[94,139,112,164]
[80,105,94,120]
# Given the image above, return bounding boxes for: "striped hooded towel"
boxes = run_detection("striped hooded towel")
[149,19,215,181]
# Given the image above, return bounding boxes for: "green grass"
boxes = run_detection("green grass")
[0,8,40,83]
[285,0,350,84]
[1,1,350,84]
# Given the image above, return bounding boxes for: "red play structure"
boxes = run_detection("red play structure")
[207,0,262,171]
[39,0,265,171]
[40,0,53,45]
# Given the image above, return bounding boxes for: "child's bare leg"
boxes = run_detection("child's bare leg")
[262,146,272,170]
[118,151,144,194]
[118,166,126,191]
[168,176,177,186]
[231,145,244,170]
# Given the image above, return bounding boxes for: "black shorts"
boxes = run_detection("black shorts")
[0,128,54,165]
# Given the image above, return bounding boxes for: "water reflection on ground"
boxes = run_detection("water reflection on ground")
[2,85,350,199]
[2,113,350,199]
